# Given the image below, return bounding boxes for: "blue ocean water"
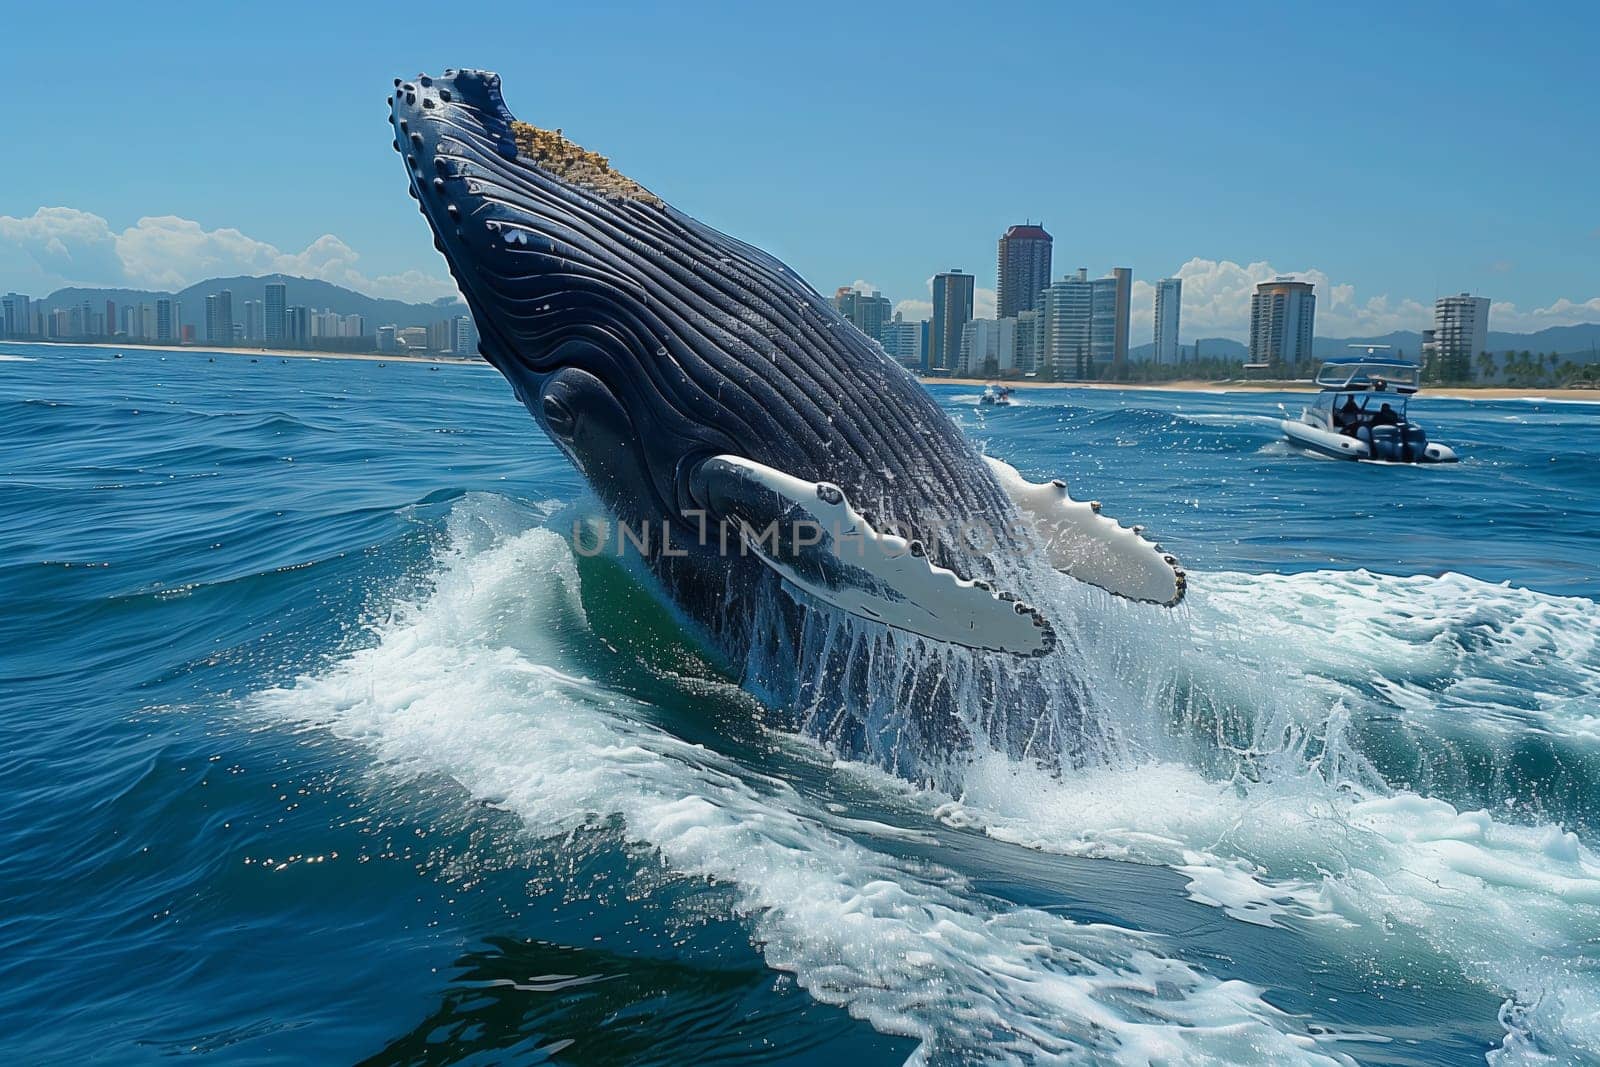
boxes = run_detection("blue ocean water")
[3,342,1599,1065]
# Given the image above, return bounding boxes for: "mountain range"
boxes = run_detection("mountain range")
[37,274,466,330]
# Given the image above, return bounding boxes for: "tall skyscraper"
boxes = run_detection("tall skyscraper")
[242,300,263,341]
[452,315,478,357]
[996,224,1052,319]
[879,312,925,371]
[264,282,287,344]
[1432,292,1489,382]
[285,305,309,345]
[1153,278,1181,365]
[1015,309,1042,374]
[1248,279,1316,369]
[959,317,1017,376]
[1038,270,1094,380]
[1109,267,1131,370]
[831,286,893,342]
[205,290,234,346]
[1036,268,1131,379]
[2,293,30,337]
[156,299,176,342]
[929,270,975,374]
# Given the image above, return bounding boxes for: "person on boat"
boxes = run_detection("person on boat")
[1336,395,1362,434]
[1372,402,1400,427]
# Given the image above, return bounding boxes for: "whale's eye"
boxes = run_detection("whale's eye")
[541,394,576,437]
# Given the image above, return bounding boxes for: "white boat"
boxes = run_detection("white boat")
[1280,348,1459,463]
[979,383,1014,407]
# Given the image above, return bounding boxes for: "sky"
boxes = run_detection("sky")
[2,0,1596,341]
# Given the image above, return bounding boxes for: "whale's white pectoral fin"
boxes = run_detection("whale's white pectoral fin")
[983,455,1186,607]
[689,455,1056,657]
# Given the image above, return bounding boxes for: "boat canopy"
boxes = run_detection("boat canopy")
[1314,358,1421,394]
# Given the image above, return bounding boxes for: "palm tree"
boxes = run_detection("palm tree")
[1475,350,1497,383]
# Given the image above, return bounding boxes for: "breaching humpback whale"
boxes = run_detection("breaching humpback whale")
[389,69,1183,775]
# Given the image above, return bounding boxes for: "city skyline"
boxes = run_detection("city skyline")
[0,2,1595,341]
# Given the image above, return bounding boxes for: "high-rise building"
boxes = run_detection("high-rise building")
[451,315,478,357]
[1432,292,1489,382]
[1153,277,1181,365]
[959,317,1018,376]
[929,270,975,374]
[376,325,399,353]
[156,299,176,342]
[310,308,345,340]
[831,286,893,342]
[205,290,234,346]
[1090,276,1119,367]
[1038,270,1094,380]
[1108,267,1131,370]
[105,301,117,337]
[427,319,453,352]
[879,312,925,371]
[1248,279,1316,369]
[996,224,1053,319]
[242,300,263,342]
[1015,309,1042,375]
[1036,268,1129,379]
[285,306,309,345]
[264,282,287,344]
[2,293,30,337]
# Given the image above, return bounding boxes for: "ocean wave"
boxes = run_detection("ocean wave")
[254,504,1361,1064]
[255,495,1600,1063]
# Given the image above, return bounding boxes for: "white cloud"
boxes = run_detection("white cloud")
[1127,259,1600,342]
[0,206,457,303]
[1490,296,1600,333]
[1145,258,1431,340]
[974,286,997,321]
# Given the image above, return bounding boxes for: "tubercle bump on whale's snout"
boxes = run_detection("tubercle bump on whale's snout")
[389,69,518,162]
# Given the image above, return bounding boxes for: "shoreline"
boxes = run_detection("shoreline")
[924,375,1600,401]
[1,338,489,367]
[7,341,1597,400]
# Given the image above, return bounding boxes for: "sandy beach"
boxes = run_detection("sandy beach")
[9,341,1597,400]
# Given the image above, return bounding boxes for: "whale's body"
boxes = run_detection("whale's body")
[390,70,1181,777]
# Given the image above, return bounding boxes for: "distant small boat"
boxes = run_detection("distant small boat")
[979,383,1014,407]
[1280,347,1458,463]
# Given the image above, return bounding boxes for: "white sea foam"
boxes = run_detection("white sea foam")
[1191,569,1600,747]
[0,352,36,362]
[256,499,1600,1063]
[957,564,1600,1064]
[946,756,1600,1065]
[255,504,1354,1065]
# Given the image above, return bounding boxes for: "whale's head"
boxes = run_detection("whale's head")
[389,69,1185,658]
[389,68,966,539]
[390,69,716,528]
